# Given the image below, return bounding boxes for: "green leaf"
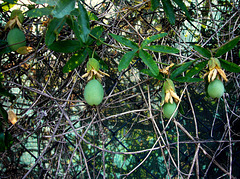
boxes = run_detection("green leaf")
[52,0,76,18]
[174,76,203,83]
[0,104,8,122]
[172,0,191,19]
[110,33,139,50]
[141,33,168,47]
[144,45,179,54]
[0,132,5,152]
[30,0,56,6]
[141,69,164,80]
[45,17,66,46]
[151,0,160,11]
[88,11,98,21]
[170,61,194,79]
[192,45,211,58]
[0,88,16,101]
[118,50,137,72]
[77,2,90,43]
[161,0,175,25]
[86,26,104,45]
[48,40,82,53]
[0,40,12,56]
[66,16,82,42]
[0,72,4,83]
[3,0,18,3]
[26,7,53,17]
[219,58,240,73]
[215,36,240,57]
[63,48,88,73]
[139,49,159,76]
[185,60,208,78]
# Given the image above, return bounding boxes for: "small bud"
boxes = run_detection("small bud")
[8,110,17,125]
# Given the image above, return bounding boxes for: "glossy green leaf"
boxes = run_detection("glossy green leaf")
[151,0,160,11]
[141,33,168,47]
[66,16,82,42]
[219,58,240,73]
[185,60,208,78]
[0,88,16,101]
[118,50,137,72]
[52,0,75,18]
[215,36,240,57]
[0,40,11,56]
[63,48,88,73]
[48,40,82,53]
[0,132,5,152]
[141,69,164,80]
[174,76,203,83]
[86,26,104,45]
[139,49,159,76]
[0,104,8,122]
[30,0,56,6]
[26,7,53,17]
[170,61,194,79]
[88,11,99,21]
[45,17,66,46]
[110,33,139,50]
[77,2,90,43]
[0,72,3,83]
[161,0,175,25]
[172,0,191,19]
[144,45,179,54]
[192,44,211,58]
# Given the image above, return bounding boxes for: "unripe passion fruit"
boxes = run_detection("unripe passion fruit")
[84,79,104,106]
[7,28,26,51]
[207,79,224,98]
[163,102,178,119]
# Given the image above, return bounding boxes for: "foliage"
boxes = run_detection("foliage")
[0,0,240,178]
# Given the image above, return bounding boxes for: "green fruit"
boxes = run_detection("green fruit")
[84,79,104,106]
[10,10,24,23]
[207,79,224,98]
[7,28,26,51]
[163,102,178,119]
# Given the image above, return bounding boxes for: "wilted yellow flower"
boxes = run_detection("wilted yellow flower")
[204,58,228,82]
[159,63,174,75]
[8,110,17,125]
[82,58,109,81]
[162,78,180,105]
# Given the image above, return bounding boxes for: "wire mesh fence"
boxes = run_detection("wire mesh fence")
[0,0,240,178]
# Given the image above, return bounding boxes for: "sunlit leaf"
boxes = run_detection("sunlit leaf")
[26,7,53,17]
[110,33,139,50]
[170,61,194,79]
[48,40,82,53]
[144,45,179,54]
[192,44,211,58]
[161,0,175,25]
[219,58,240,73]
[52,0,76,18]
[172,0,191,19]
[63,48,88,73]
[118,50,137,72]
[215,36,240,57]
[141,33,168,47]
[30,0,56,6]
[150,0,160,11]
[45,17,66,46]
[77,2,90,43]
[139,49,159,76]
[185,60,208,78]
